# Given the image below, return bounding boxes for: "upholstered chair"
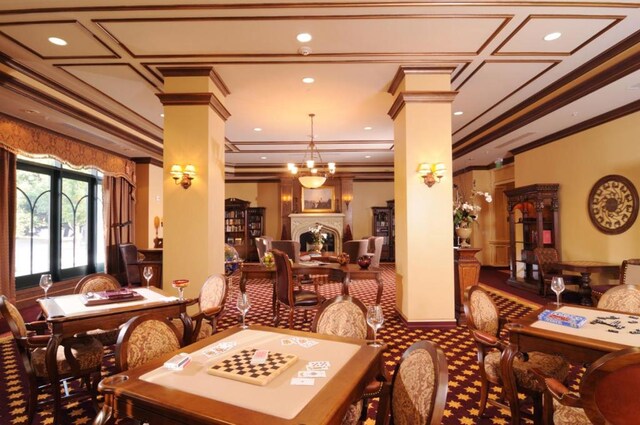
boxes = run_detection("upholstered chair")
[533,247,580,297]
[172,274,228,342]
[0,295,104,425]
[367,236,384,268]
[255,236,273,263]
[597,284,640,314]
[73,273,122,346]
[375,339,448,425]
[532,347,640,425]
[342,240,369,264]
[272,248,325,329]
[593,258,640,303]
[271,240,302,263]
[463,286,569,424]
[115,314,182,372]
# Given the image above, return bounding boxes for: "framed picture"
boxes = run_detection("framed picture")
[302,187,335,212]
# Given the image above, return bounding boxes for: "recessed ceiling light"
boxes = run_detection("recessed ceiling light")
[543,32,562,41]
[453,111,464,116]
[296,33,312,43]
[48,37,67,46]
[160,113,164,118]
[253,127,262,132]
[365,155,372,159]
[364,126,373,131]
[302,77,315,84]
[260,156,267,160]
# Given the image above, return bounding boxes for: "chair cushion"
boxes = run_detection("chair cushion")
[83,328,120,346]
[553,399,590,425]
[484,350,569,392]
[341,400,363,425]
[392,348,436,425]
[293,289,322,306]
[31,337,103,378]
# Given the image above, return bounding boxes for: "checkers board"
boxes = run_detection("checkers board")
[207,349,297,386]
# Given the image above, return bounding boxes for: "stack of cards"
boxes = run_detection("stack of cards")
[203,341,237,357]
[281,336,319,348]
[291,361,331,385]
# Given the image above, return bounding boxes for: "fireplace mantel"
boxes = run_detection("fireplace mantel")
[289,213,345,253]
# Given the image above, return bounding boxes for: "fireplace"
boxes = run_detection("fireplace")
[289,213,345,254]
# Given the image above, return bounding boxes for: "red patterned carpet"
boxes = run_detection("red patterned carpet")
[0,265,560,425]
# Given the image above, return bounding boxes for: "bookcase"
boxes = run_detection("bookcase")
[505,184,560,292]
[224,198,265,262]
[371,200,395,262]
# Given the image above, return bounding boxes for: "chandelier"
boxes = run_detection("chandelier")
[287,113,336,189]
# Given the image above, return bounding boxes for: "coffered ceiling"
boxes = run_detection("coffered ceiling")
[0,1,639,180]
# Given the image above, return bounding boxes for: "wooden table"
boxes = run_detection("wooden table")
[552,261,619,306]
[239,262,383,321]
[39,288,191,424]
[95,325,386,425]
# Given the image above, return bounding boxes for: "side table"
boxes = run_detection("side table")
[454,247,482,325]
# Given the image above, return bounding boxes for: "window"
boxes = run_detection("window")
[15,157,104,289]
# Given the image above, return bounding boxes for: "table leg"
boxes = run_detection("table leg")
[375,276,383,304]
[179,312,193,345]
[46,334,63,425]
[579,272,593,306]
[342,275,351,296]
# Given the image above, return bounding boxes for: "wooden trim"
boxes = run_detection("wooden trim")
[15,278,79,310]
[133,157,163,168]
[395,308,457,330]
[387,65,457,96]
[158,67,230,96]
[156,93,231,121]
[388,91,458,120]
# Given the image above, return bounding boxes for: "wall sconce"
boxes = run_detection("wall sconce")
[417,162,446,187]
[343,194,353,209]
[170,164,196,189]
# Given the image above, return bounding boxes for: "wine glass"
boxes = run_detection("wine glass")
[171,279,189,301]
[236,292,251,329]
[366,304,385,347]
[39,274,53,299]
[143,266,153,288]
[551,276,565,307]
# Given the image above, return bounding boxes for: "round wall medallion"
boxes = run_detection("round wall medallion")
[588,174,638,234]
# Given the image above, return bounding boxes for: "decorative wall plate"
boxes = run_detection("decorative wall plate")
[588,175,638,234]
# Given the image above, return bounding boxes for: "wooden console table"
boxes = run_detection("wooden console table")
[454,248,481,325]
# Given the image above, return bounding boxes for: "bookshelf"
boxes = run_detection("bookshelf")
[225,198,265,261]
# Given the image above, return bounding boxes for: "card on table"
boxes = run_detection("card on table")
[298,370,326,378]
[307,361,331,371]
[203,341,237,357]
[291,377,315,386]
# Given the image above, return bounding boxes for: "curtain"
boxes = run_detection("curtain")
[103,176,136,284]
[0,148,17,301]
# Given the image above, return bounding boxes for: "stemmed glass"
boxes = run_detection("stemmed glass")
[143,266,153,288]
[237,292,251,329]
[39,274,53,299]
[171,279,190,301]
[366,305,385,347]
[551,276,565,307]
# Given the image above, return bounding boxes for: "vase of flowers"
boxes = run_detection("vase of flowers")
[309,224,327,254]
[453,182,492,247]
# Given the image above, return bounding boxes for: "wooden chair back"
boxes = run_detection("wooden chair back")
[199,274,228,314]
[272,248,294,308]
[367,236,384,267]
[119,243,141,285]
[621,259,640,285]
[597,284,640,314]
[533,247,560,279]
[116,314,182,371]
[311,295,371,339]
[271,240,301,263]
[463,285,500,337]
[0,295,28,339]
[74,273,121,294]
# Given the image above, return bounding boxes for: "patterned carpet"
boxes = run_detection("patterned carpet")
[1,265,554,425]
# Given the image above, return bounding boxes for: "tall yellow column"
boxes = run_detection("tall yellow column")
[158,67,229,298]
[388,67,457,326]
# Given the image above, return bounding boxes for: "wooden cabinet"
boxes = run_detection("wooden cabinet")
[454,248,481,325]
[371,200,395,262]
[225,198,265,262]
[505,184,560,292]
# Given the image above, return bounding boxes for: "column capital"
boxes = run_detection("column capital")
[157,92,231,121]
[388,66,457,95]
[158,66,230,96]
[388,91,458,120]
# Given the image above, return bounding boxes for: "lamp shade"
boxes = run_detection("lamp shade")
[298,175,327,189]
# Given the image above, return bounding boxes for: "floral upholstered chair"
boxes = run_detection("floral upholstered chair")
[463,286,570,424]
[115,314,182,372]
[375,339,448,425]
[533,347,640,425]
[74,273,122,346]
[0,295,103,425]
[597,284,640,314]
[593,258,640,304]
[172,274,228,343]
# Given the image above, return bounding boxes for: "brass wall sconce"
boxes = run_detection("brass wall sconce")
[343,194,353,209]
[417,162,446,187]
[170,164,196,189]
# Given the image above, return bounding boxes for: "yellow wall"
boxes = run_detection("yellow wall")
[352,181,394,239]
[226,182,279,238]
[516,111,640,282]
[134,163,163,249]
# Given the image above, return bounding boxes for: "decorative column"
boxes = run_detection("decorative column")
[157,67,230,299]
[454,247,482,325]
[388,66,457,327]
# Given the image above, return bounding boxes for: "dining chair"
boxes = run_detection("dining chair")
[593,259,640,303]
[272,248,325,329]
[597,284,640,314]
[311,295,383,424]
[366,236,384,268]
[463,285,569,424]
[115,314,182,372]
[342,240,369,264]
[375,339,448,425]
[255,236,273,263]
[532,346,640,425]
[119,243,143,286]
[533,247,580,297]
[0,295,104,425]
[73,273,122,346]
[172,273,228,342]
[271,240,302,262]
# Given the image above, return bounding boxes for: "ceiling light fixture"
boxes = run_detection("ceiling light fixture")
[296,33,312,43]
[48,37,67,46]
[260,156,267,160]
[453,111,464,116]
[543,32,562,41]
[364,126,373,130]
[254,127,262,132]
[287,113,336,189]
[302,77,315,84]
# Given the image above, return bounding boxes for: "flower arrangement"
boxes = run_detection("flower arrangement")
[309,224,327,244]
[453,183,492,228]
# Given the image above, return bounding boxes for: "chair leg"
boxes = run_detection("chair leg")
[51,379,62,425]
[27,376,38,425]
[478,377,489,417]
[532,392,543,425]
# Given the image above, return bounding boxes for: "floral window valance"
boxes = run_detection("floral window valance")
[0,114,135,185]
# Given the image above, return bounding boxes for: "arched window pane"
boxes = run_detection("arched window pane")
[16,169,51,276]
[61,177,89,269]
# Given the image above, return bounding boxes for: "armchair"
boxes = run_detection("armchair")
[366,236,384,268]
[597,284,640,314]
[533,247,580,297]
[74,273,122,346]
[342,240,369,264]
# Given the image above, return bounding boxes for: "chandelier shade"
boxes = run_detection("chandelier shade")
[288,113,336,189]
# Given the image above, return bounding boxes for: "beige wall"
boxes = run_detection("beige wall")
[516,111,640,283]
[134,163,163,249]
[226,182,279,239]
[352,181,394,239]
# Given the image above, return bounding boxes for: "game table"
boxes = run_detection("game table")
[95,325,386,425]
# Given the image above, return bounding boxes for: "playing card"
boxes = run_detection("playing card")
[298,370,327,378]
[299,339,318,348]
[203,341,237,357]
[281,338,294,346]
[291,377,315,386]
[306,361,330,371]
